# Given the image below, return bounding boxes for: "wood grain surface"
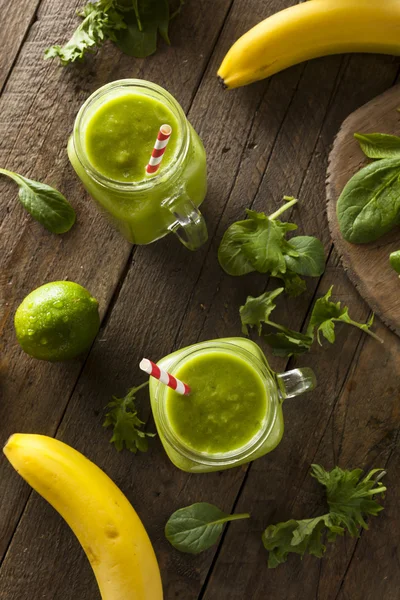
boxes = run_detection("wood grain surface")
[0,1,400,599]
[327,84,400,337]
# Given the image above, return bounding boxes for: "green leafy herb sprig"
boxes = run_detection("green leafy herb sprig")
[45,0,184,65]
[103,382,155,453]
[337,132,400,245]
[240,285,383,357]
[263,465,387,567]
[165,503,250,554]
[218,197,325,297]
[0,168,76,234]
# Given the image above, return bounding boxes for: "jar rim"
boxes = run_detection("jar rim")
[72,79,190,192]
[154,341,279,467]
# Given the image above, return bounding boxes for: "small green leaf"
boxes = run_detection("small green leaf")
[311,465,387,537]
[389,250,400,275]
[240,288,284,335]
[354,132,400,159]
[218,216,260,276]
[262,515,343,568]
[0,168,75,234]
[114,0,170,58]
[276,272,307,298]
[264,329,313,357]
[239,287,312,356]
[307,286,383,344]
[165,503,250,554]
[284,236,325,277]
[103,382,155,453]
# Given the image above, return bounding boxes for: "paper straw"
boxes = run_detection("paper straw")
[146,124,172,175]
[139,358,191,396]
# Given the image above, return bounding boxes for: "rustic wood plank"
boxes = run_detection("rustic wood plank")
[0,0,42,91]
[327,84,400,337]
[0,0,233,566]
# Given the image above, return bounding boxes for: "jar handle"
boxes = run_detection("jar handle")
[166,193,208,251]
[276,368,316,400]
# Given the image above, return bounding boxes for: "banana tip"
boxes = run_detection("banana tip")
[3,434,15,457]
[217,75,228,90]
[3,433,25,456]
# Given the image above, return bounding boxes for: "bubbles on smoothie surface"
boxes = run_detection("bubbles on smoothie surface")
[84,92,180,182]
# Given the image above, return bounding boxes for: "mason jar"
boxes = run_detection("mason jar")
[149,338,316,473]
[68,79,208,250]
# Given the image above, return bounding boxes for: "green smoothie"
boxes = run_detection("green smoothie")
[165,351,268,455]
[68,80,207,247]
[84,93,180,182]
[150,338,315,473]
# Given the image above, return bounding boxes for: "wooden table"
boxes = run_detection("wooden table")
[1,1,400,598]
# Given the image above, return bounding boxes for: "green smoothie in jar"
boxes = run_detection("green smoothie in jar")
[68,79,208,249]
[149,338,316,473]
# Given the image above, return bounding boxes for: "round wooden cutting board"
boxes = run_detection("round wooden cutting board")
[327,84,400,337]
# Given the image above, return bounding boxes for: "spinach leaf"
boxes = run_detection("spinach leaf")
[263,327,313,357]
[0,168,76,234]
[240,288,284,335]
[218,198,325,296]
[239,289,313,357]
[276,272,307,297]
[336,158,400,243]
[218,209,297,277]
[114,0,169,58]
[284,236,325,277]
[354,132,400,159]
[217,217,259,276]
[165,503,250,554]
[389,250,400,275]
[306,286,383,344]
[264,329,313,357]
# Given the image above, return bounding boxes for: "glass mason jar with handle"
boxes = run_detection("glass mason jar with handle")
[149,338,316,473]
[68,79,208,250]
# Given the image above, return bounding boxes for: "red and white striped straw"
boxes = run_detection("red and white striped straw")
[146,124,172,175]
[139,358,191,396]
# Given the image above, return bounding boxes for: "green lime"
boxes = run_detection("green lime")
[14,281,100,361]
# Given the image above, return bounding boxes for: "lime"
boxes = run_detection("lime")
[14,281,100,361]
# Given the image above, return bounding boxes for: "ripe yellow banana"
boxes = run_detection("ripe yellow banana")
[4,434,163,600]
[218,0,400,89]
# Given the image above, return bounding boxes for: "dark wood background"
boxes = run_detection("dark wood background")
[0,1,399,598]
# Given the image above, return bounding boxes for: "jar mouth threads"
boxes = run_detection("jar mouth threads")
[72,79,190,192]
[154,341,279,468]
